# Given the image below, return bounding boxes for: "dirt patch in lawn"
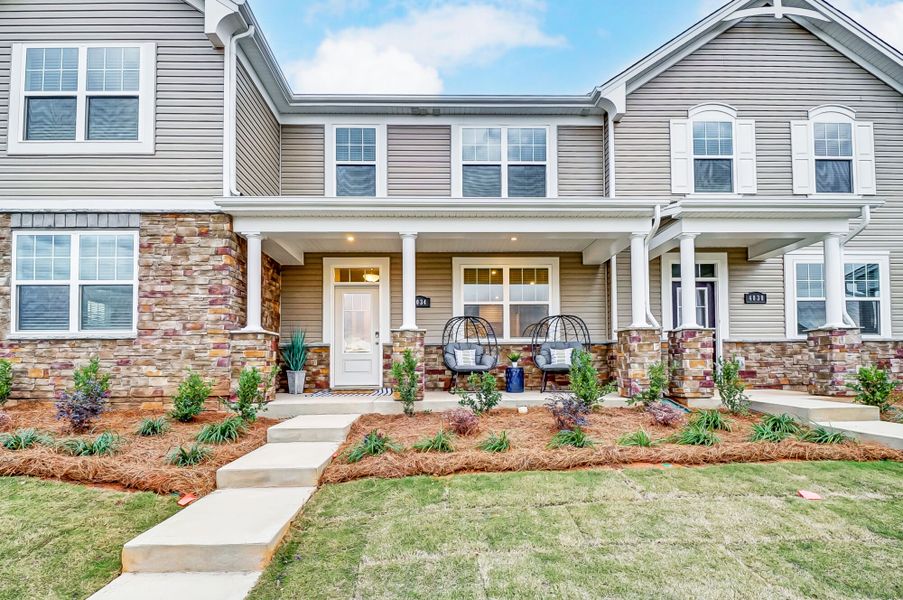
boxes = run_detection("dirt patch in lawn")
[321,407,903,484]
[0,406,273,496]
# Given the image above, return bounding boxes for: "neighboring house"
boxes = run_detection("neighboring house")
[1,0,901,404]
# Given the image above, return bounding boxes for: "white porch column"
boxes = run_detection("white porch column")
[823,233,846,329]
[244,232,263,331]
[629,232,649,328]
[400,232,418,330]
[679,233,699,328]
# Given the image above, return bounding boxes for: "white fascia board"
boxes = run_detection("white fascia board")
[0,199,221,212]
[261,238,304,266]
[205,0,245,48]
[582,237,632,265]
[280,114,604,126]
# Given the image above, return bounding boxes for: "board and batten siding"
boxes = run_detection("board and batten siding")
[615,16,903,336]
[235,61,280,196]
[281,125,325,196]
[557,125,607,196]
[0,0,224,200]
[387,125,451,196]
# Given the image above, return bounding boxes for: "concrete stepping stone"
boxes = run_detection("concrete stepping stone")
[89,572,261,600]
[814,420,903,450]
[749,393,879,422]
[263,397,376,418]
[123,487,314,573]
[216,441,340,489]
[267,414,359,443]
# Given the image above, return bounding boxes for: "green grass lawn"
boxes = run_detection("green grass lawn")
[250,461,903,600]
[0,477,179,600]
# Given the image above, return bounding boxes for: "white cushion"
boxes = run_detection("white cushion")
[454,349,477,367]
[550,348,574,365]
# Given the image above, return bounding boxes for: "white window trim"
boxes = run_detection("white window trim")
[321,257,391,346]
[325,124,387,197]
[784,250,891,339]
[807,105,857,197]
[8,42,156,155]
[452,125,558,198]
[660,252,730,356]
[451,256,560,341]
[688,104,739,196]
[10,229,139,339]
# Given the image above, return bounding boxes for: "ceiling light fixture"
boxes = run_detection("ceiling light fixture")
[363,268,380,283]
[346,235,355,242]
[510,237,518,241]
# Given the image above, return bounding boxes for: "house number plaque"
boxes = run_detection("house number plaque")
[744,292,767,305]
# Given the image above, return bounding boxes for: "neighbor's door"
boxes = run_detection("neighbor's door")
[672,281,717,356]
[333,286,380,387]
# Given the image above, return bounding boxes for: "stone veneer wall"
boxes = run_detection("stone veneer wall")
[668,328,715,400]
[807,328,862,397]
[616,328,662,397]
[861,340,903,381]
[721,340,811,390]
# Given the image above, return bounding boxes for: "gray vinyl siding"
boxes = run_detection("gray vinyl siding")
[235,61,280,196]
[387,125,451,196]
[281,125,325,196]
[557,126,606,196]
[616,16,903,336]
[0,0,224,200]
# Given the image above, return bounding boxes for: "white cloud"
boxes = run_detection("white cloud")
[287,2,565,94]
[830,0,903,52]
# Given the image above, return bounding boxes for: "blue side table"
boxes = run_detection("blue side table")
[505,367,525,393]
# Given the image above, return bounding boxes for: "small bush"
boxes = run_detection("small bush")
[55,357,110,432]
[569,350,601,408]
[548,427,594,449]
[0,359,12,407]
[166,443,211,467]
[545,394,590,430]
[646,402,685,427]
[391,349,420,417]
[0,428,53,450]
[797,426,851,444]
[618,429,655,447]
[59,431,121,456]
[628,361,668,408]
[228,365,279,422]
[749,413,801,442]
[690,409,733,432]
[715,357,750,415]
[458,372,501,415]
[847,366,898,412]
[675,424,720,446]
[444,408,479,436]
[412,429,455,453]
[0,412,11,431]
[169,371,212,423]
[196,416,247,444]
[136,417,169,437]
[478,431,511,453]
[345,430,401,463]
[599,380,618,397]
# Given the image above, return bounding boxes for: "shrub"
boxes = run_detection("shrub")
[0,412,10,431]
[444,408,479,436]
[280,328,308,372]
[569,350,601,407]
[169,371,212,423]
[690,409,733,432]
[55,357,110,433]
[0,359,12,407]
[196,416,247,444]
[478,431,511,453]
[136,417,169,437]
[345,430,401,463]
[618,429,655,447]
[628,361,668,408]
[545,394,590,430]
[749,413,801,442]
[675,424,720,446]
[847,366,898,412]
[647,402,685,427]
[458,372,501,415]
[599,380,618,397]
[798,426,851,444]
[412,429,455,453]
[548,427,594,449]
[166,443,211,467]
[1,428,53,450]
[228,365,279,422]
[391,349,420,417]
[59,431,121,456]
[715,357,750,415]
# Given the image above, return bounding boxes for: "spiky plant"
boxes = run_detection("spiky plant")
[690,409,733,432]
[166,443,211,467]
[59,431,121,456]
[797,426,852,444]
[345,430,402,463]
[196,416,247,444]
[617,429,655,447]
[548,428,594,449]
[136,417,169,437]
[478,431,511,453]
[412,429,455,453]
[749,413,801,442]
[675,423,720,446]
[0,428,53,450]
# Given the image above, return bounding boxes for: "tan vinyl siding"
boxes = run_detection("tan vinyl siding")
[387,125,451,196]
[557,126,606,196]
[235,61,280,196]
[725,250,785,339]
[281,125,325,196]
[0,0,224,200]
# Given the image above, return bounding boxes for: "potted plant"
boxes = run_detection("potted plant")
[508,351,522,369]
[280,329,308,395]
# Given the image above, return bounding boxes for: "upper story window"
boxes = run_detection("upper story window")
[335,127,377,196]
[692,121,733,193]
[8,43,156,155]
[459,126,548,198]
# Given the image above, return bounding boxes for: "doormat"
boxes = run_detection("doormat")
[309,388,393,397]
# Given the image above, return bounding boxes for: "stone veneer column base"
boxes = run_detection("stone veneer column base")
[616,328,662,398]
[388,329,426,400]
[230,331,280,402]
[807,327,861,397]
[668,328,715,401]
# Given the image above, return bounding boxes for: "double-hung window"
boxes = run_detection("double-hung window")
[335,127,377,196]
[12,231,138,336]
[692,121,733,193]
[9,43,155,154]
[460,126,548,197]
[813,122,853,193]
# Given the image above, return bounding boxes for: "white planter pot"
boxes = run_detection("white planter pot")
[287,370,307,395]
[510,361,519,369]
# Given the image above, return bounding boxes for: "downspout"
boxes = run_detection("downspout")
[607,113,618,339]
[644,204,662,329]
[224,25,255,197]
[840,205,872,327]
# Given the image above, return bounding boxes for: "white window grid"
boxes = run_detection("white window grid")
[460,126,549,197]
[691,120,734,193]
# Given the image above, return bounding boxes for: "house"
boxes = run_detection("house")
[1,0,900,406]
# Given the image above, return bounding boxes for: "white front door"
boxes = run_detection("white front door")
[333,286,380,387]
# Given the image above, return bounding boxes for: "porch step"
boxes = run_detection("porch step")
[267,414,359,443]
[748,391,880,423]
[122,487,314,573]
[89,572,262,600]
[814,420,903,450]
[216,441,340,489]
[263,397,381,418]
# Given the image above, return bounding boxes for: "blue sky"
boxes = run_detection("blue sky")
[248,0,903,95]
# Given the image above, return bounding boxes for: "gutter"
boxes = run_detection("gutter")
[840,205,872,327]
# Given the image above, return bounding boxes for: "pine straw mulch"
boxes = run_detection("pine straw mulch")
[321,407,903,484]
[0,406,273,496]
